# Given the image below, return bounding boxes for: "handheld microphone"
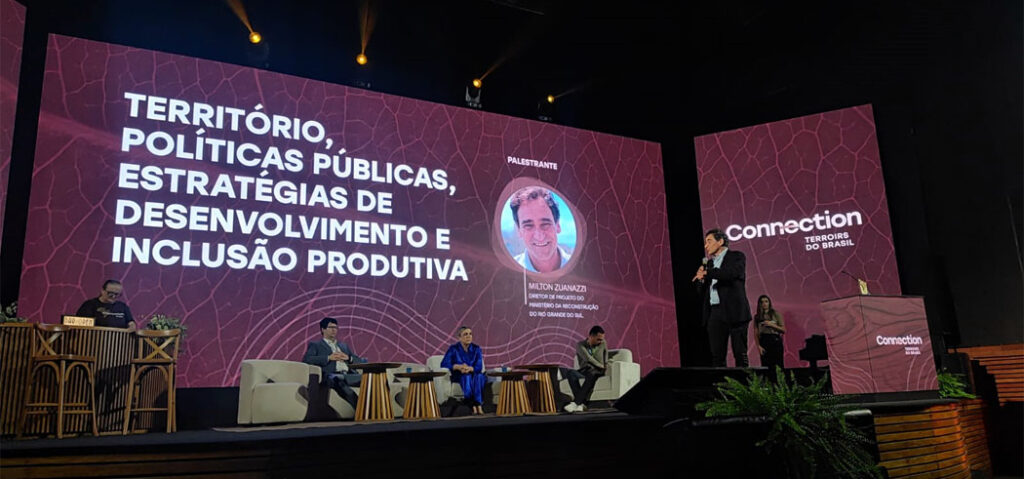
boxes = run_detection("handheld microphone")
[693,258,709,283]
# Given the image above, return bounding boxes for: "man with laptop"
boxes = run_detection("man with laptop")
[75,279,136,329]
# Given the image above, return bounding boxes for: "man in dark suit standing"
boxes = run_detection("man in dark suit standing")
[693,229,752,367]
[302,317,367,407]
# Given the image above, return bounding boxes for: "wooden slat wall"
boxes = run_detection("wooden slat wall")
[0,324,34,435]
[954,344,1024,404]
[874,403,971,479]
[957,399,992,476]
[0,323,167,437]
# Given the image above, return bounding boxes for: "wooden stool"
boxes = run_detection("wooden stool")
[394,371,445,420]
[488,371,532,416]
[123,328,180,434]
[515,364,560,414]
[349,363,401,422]
[16,324,99,439]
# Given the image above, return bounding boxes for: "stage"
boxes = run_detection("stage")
[2,409,675,478]
[1,366,1017,478]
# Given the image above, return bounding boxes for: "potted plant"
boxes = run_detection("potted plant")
[696,368,881,478]
[0,302,27,323]
[145,314,187,343]
[936,369,975,399]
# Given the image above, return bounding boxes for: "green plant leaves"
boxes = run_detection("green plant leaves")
[937,370,975,399]
[695,368,881,478]
[145,314,187,340]
[0,302,27,323]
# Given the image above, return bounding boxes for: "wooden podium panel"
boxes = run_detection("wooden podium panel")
[0,323,167,437]
[820,295,938,395]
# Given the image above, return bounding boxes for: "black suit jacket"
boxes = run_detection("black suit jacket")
[302,339,367,386]
[698,249,752,326]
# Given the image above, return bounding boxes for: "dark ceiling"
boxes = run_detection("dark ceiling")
[7,0,1023,348]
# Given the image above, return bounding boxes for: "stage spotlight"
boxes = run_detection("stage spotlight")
[356,53,368,65]
[537,99,554,122]
[248,31,262,44]
[465,80,482,109]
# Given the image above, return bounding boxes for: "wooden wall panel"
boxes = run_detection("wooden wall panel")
[958,399,992,476]
[874,403,970,479]
[955,344,1024,404]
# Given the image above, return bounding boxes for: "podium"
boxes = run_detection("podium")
[820,295,938,395]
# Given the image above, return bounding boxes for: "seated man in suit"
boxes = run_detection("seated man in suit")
[302,317,367,408]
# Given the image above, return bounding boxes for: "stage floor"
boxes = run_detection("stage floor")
[2,408,672,478]
[2,407,625,452]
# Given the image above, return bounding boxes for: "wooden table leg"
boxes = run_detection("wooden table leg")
[356,372,394,422]
[497,379,533,417]
[535,371,556,414]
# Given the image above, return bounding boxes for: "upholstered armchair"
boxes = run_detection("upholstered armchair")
[558,348,641,402]
[237,359,357,424]
[238,359,316,424]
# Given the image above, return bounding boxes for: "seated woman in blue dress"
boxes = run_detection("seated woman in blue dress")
[441,326,486,415]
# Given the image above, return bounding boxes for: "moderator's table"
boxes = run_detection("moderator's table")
[0,323,166,437]
[514,363,560,414]
[349,362,402,422]
[393,371,446,420]
[487,371,532,416]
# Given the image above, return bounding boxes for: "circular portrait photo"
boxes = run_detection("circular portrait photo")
[494,180,583,278]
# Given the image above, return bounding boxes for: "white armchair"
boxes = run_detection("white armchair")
[238,359,315,424]
[237,359,356,425]
[558,349,641,402]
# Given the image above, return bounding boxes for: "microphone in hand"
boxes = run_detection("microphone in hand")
[693,258,709,283]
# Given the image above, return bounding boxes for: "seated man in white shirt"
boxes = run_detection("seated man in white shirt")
[301,317,367,407]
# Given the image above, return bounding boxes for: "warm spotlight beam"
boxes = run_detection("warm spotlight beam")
[479,17,548,80]
[359,0,378,55]
[551,80,593,101]
[225,0,256,35]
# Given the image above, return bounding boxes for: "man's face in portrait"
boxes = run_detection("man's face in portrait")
[517,198,562,265]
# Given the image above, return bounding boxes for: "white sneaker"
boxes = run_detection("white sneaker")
[577,404,587,412]
[564,402,579,413]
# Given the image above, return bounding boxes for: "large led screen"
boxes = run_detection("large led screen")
[695,105,901,367]
[0,0,26,241]
[19,34,677,387]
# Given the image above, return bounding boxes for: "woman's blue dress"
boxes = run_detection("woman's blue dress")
[440,343,486,405]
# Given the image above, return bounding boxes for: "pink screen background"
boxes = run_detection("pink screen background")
[19,34,678,387]
[0,0,26,241]
[694,105,901,367]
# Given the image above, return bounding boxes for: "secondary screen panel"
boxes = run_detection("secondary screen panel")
[0,0,26,242]
[20,34,677,387]
[695,105,901,367]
